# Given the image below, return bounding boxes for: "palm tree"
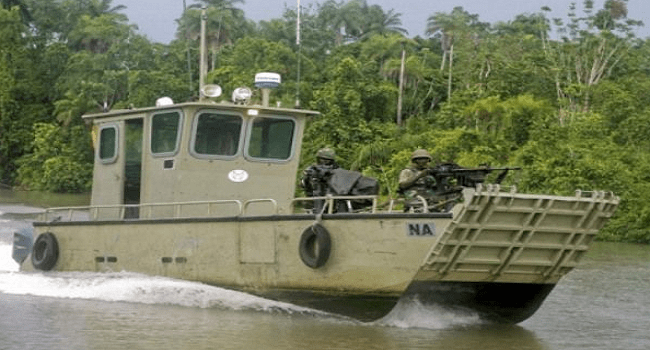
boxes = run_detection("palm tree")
[57,0,129,43]
[360,5,407,39]
[177,3,250,71]
[316,0,406,44]
[86,0,127,18]
[190,0,245,14]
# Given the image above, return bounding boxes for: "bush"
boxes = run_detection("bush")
[41,156,92,192]
[17,123,93,193]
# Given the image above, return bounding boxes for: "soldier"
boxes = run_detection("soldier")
[399,149,437,211]
[301,148,339,196]
[300,148,340,213]
[399,149,463,212]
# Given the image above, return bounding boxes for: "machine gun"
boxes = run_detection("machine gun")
[303,165,336,197]
[302,166,378,214]
[402,163,521,213]
[430,163,522,188]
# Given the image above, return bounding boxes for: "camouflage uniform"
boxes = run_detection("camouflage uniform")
[399,149,464,212]
[399,149,437,209]
[399,168,437,199]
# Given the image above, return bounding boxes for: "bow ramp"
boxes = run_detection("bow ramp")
[403,185,619,323]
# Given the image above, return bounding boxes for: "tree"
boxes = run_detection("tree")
[176,4,252,71]
[493,13,550,39]
[16,123,93,192]
[23,0,66,45]
[191,0,245,14]
[67,13,134,53]
[0,7,24,183]
[359,5,407,39]
[85,0,127,17]
[370,37,443,121]
[544,0,642,119]
[206,37,300,104]
[426,7,488,100]
[305,56,396,164]
[53,0,129,44]
[1,0,31,23]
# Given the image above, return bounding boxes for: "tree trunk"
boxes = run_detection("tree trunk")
[447,44,454,100]
[397,48,405,126]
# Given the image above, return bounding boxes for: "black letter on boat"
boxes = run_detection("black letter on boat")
[407,223,435,236]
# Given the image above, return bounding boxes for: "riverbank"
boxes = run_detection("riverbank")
[0,188,90,208]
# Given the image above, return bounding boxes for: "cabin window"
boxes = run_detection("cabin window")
[151,111,182,156]
[191,112,243,158]
[247,117,295,160]
[98,125,118,163]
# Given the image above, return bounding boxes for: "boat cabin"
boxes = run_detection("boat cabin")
[85,100,319,219]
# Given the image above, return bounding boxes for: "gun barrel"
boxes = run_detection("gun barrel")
[452,166,521,172]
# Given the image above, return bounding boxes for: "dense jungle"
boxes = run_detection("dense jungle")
[1,0,649,242]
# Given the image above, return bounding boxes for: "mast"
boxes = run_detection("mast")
[295,0,301,108]
[184,0,192,94]
[199,5,207,100]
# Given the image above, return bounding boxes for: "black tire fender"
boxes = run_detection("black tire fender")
[299,224,331,268]
[32,232,59,271]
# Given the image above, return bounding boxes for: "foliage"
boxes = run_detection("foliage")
[16,123,93,192]
[207,37,302,105]
[3,0,650,242]
[0,7,30,183]
[304,56,397,168]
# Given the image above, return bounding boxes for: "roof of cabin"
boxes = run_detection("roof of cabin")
[82,101,320,121]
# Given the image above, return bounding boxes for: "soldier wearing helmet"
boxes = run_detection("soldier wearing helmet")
[315,148,336,166]
[300,148,340,211]
[399,149,463,212]
[399,149,436,202]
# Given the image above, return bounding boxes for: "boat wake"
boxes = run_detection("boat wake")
[377,297,482,329]
[1,243,482,329]
[0,243,325,317]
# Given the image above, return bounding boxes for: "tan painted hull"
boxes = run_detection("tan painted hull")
[18,187,620,323]
[29,215,446,295]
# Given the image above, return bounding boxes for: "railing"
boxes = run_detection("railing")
[40,186,613,223]
[291,195,379,214]
[39,195,383,222]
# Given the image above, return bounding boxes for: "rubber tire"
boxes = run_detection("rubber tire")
[299,224,331,269]
[32,232,59,271]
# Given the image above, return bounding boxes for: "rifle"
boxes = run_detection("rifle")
[430,163,521,187]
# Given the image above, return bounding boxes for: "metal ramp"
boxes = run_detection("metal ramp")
[415,185,620,284]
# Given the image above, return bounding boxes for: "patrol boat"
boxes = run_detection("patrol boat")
[12,76,619,324]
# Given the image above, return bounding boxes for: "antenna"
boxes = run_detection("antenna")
[184,0,192,94]
[199,5,207,101]
[295,0,302,108]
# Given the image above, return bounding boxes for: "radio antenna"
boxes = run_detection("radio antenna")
[295,0,302,108]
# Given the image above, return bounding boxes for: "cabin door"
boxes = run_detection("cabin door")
[123,118,143,218]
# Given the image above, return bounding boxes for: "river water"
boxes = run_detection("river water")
[1,191,649,350]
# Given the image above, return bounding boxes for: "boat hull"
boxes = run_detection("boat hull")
[230,280,555,323]
[16,187,619,324]
[26,213,446,288]
[402,280,555,324]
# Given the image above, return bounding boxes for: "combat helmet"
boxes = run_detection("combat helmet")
[411,148,432,161]
[316,147,336,160]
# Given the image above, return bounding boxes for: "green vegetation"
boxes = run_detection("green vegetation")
[0,0,648,242]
